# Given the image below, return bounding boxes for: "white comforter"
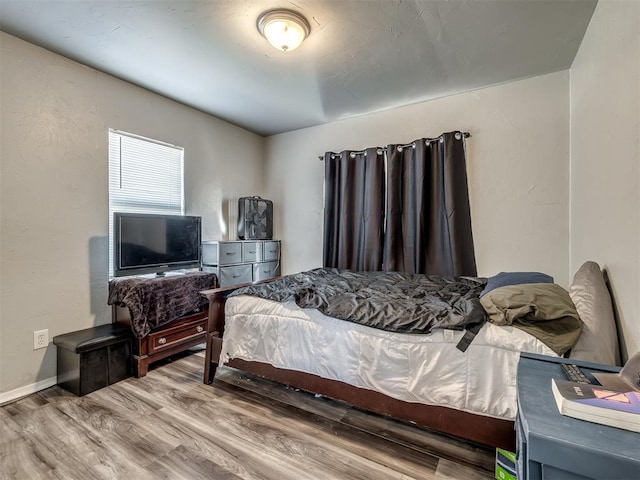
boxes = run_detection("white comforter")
[221,295,558,420]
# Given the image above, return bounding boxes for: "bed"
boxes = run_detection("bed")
[201,263,619,450]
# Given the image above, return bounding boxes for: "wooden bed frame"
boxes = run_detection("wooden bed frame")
[200,283,516,451]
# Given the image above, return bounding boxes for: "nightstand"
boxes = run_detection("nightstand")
[516,353,640,480]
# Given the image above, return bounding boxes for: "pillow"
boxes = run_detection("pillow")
[480,271,553,297]
[569,261,620,366]
[480,283,582,356]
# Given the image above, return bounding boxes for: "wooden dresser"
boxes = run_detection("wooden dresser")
[109,272,216,377]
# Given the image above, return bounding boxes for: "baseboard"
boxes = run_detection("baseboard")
[0,376,57,406]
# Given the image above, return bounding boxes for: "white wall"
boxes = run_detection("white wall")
[570,1,640,363]
[265,71,571,286]
[0,32,264,397]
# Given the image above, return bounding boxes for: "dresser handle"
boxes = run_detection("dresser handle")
[158,337,167,345]
[196,326,204,333]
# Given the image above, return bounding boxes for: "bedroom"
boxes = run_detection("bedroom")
[1,0,639,478]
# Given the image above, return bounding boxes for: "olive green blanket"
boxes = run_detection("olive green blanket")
[480,283,583,356]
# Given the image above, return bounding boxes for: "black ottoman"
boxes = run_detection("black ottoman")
[53,324,133,396]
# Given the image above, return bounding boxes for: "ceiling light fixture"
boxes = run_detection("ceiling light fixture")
[257,9,310,53]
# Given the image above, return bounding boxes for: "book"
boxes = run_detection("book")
[495,448,517,480]
[593,350,640,393]
[551,378,640,433]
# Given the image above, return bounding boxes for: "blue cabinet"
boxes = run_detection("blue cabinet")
[516,353,640,480]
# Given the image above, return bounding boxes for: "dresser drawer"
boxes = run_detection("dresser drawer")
[148,319,207,355]
[218,242,242,265]
[201,265,218,276]
[263,241,280,261]
[219,264,253,286]
[202,242,217,265]
[253,261,280,282]
[243,242,261,263]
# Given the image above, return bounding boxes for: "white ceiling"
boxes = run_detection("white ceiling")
[0,0,597,136]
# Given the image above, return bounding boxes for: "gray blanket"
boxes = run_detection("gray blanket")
[230,269,487,346]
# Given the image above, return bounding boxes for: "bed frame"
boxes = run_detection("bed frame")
[201,284,516,451]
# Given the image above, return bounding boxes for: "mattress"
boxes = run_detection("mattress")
[220,295,558,421]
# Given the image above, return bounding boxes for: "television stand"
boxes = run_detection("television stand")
[109,272,217,377]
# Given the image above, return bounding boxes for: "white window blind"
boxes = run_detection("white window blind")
[108,129,184,276]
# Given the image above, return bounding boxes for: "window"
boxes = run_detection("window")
[108,129,184,277]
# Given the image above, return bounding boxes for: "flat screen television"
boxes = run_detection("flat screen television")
[113,212,202,277]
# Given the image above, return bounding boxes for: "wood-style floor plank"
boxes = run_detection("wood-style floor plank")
[157,405,339,480]
[147,444,246,480]
[0,351,494,480]
[340,407,496,472]
[213,361,494,473]
[214,365,351,423]
[192,400,418,480]
[217,388,441,479]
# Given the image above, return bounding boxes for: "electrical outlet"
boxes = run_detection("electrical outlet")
[34,329,49,350]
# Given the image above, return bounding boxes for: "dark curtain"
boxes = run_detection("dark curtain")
[323,148,385,270]
[383,132,476,276]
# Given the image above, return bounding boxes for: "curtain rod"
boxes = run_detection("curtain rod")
[318,131,470,161]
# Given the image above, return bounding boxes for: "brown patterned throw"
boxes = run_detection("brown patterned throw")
[108,272,217,338]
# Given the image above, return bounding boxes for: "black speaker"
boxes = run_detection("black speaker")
[238,196,273,240]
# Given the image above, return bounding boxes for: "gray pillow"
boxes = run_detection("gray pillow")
[569,261,620,366]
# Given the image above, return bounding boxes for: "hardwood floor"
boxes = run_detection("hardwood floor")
[0,351,495,480]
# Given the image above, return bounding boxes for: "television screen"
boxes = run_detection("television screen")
[114,212,201,277]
